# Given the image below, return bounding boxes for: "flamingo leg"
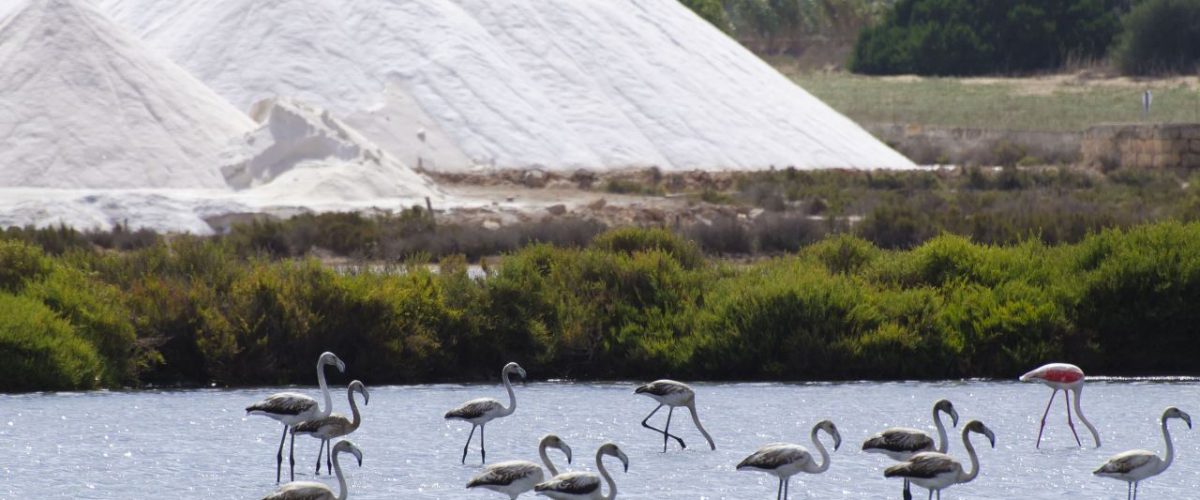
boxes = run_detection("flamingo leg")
[784,477,790,499]
[1064,390,1082,447]
[1134,481,1139,500]
[927,489,933,500]
[663,406,675,452]
[325,439,332,474]
[288,427,296,481]
[1126,481,1132,500]
[902,479,912,500]
[776,477,782,500]
[480,424,487,464]
[461,425,477,464]
[314,439,324,475]
[1036,389,1058,448]
[275,424,287,483]
[641,404,686,449]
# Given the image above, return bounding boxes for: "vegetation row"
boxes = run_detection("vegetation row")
[3,221,1200,392]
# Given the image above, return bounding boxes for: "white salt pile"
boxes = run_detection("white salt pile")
[0,0,254,189]
[99,0,915,172]
[224,98,446,208]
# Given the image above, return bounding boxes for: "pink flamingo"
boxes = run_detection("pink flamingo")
[1019,363,1100,448]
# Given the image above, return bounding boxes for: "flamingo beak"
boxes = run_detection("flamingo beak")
[335,358,346,373]
[562,443,573,464]
[950,407,960,427]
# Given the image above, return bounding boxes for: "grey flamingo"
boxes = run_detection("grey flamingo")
[467,434,573,498]
[737,420,841,500]
[1094,407,1192,499]
[633,380,715,452]
[293,380,368,475]
[863,399,959,500]
[445,362,526,464]
[246,351,345,482]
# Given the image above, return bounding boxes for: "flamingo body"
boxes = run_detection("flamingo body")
[468,434,573,499]
[446,362,526,464]
[738,420,840,500]
[535,443,628,500]
[1094,407,1192,499]
[634,379,716,451]
[884,420,996,500]
[247,351,345,482]
[1019,362,1100,448]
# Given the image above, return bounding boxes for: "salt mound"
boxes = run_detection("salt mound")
[0,0,254,189]
[222,98,446,206]
[99,0,915,172]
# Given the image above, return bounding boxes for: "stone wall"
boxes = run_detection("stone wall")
[1081,124,1200,170]
[867,123,1081,166]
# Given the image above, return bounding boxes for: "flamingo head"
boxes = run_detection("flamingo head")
[815,420,842,451]
[965,420,996,448]
[934,399,960,427]
[350,380,369,406]
[504,362,526,379]
[333,440,364,467]
[541,434,573,464]
[1164,407,1193,429]
[598,443,629,472]
[320,352,346,373]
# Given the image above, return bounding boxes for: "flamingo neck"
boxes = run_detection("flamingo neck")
[538,441,561,476]
[332,447,348,500]
[1072,386,1101,447]
[933,407,949,454]
[810,426,832,473]
[347,387,362,431]
[596,451,617,500]
[317,360,333,418]
[1160,416,1176,473]
[687,402,716,450]
[958,429,981,485]
[500,370,516,417]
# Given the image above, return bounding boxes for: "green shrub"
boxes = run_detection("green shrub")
[680,0,731,32]
[0,240,52,293]
[26,268,138,385]
[1113,0,1200,75]
[591,228,705,270]
[851,0,1122,75]
[0,293,103,391]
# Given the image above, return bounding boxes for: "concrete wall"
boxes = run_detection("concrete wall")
[1081,124,1200,170]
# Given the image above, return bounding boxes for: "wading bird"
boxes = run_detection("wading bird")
[263,440,363,500]
[293,380,369,476]
[633,380,715,452]
[863,399,960,500]
[467,434,573,499]
[534,442,629,500]
[737,420,841,500]
[1094,407,1192,500]
[445,362,526,464]
[884,420,996,500]
[247,351,345,482]
[1019,362,1101,448]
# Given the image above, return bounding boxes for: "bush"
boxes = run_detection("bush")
[0,240,52,293]
[680,0,731,32]
[851,0,1122,75]
[591,227,705,270]
[26,268,139,385]
[0,293,103,391]
[1113,0,1200,75]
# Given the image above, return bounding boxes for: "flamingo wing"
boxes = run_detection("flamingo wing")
[863,428,934,454]
[1095,450,1157,476]
[445,398,502,420]
[247,393,318,416]
[535,471,600,495]
[885,452,959,479]
[292,413,350,435]
[468,460,541,488]
[737,444,809,471]
[262,481,334,499]
[635,380,690,397]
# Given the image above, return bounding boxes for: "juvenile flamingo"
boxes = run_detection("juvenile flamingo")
[863,399,959,500]
[445,362,526,464]
[247,351,345,482]
[534,443,629,500]
[1094,407,1192,499]
[737,420,841,500]
[884,420,996,500]
[293,380,368,476]
[633,380,715,452]
[1019,362,1101,448]
[262,440,363,500]
[467,434,573,499]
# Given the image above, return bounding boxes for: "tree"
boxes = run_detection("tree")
[1112,0,1200,75]
[680,0,732,32]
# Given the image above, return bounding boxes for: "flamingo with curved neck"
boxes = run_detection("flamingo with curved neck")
[884,420,997,500]
[444,362,527,464]
[293,380,369,475]
[533,442,629,500]
[263,440,363,500]
[1095,407,1193,499]
[737,420,842,500]
[1020,362,1100,448]
[467,434,573,499]
[246,351,345,482]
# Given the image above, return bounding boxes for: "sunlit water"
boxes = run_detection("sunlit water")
[3,380,1199,499]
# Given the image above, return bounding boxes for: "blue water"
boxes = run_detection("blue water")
[2,380,1198,499]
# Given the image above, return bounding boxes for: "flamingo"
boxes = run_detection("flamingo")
[863,399,959,500]
[467,434,573,499]
[884,420,996,500]
[633,379,716,452]
[247,351,345,482]
[737,420,841,500]
[1019,362,1101,448]
[534,443,629,500]
[445,362,526,464]
[262,440,363,500]
[293,380,369,476]
[1094,407,1192,500]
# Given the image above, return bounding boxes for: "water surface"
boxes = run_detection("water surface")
[2,380,1198,498]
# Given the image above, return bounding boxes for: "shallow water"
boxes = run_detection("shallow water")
[2,380,1198,499]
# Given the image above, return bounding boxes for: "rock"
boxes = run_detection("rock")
[521,169,547,188]
[546,204,567,216]
[587,198,608,210]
